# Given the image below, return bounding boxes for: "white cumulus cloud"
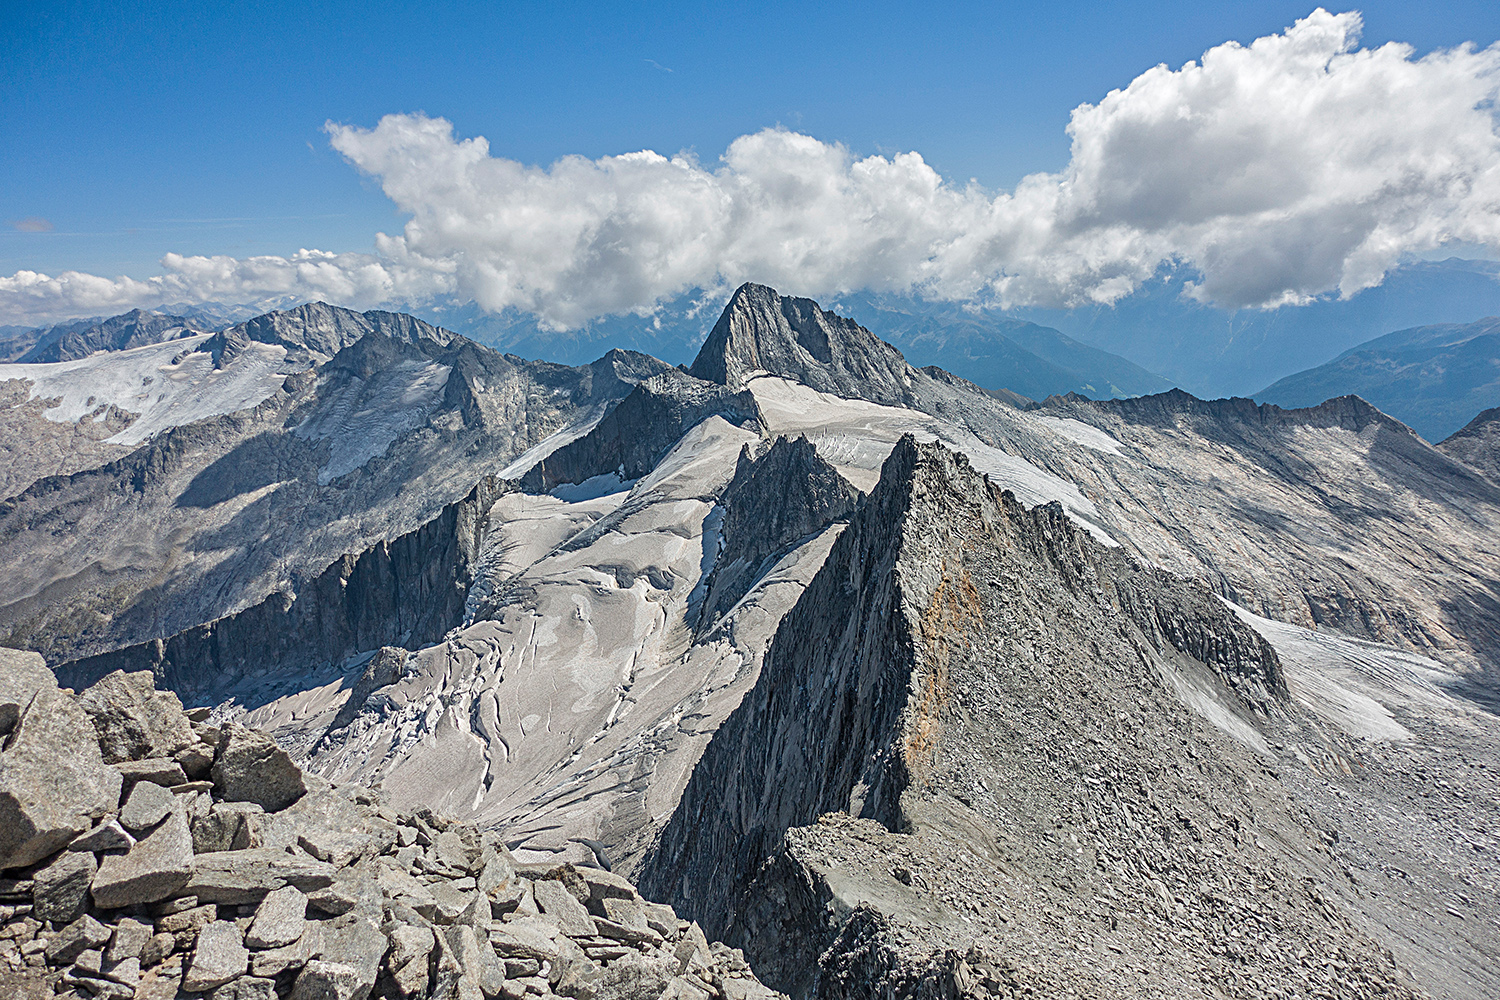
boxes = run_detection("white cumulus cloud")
[3,8,1499,327]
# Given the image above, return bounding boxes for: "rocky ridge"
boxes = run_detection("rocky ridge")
[1438,405,1500,482]
[641,437,1453,999]
[0,648,778,1000]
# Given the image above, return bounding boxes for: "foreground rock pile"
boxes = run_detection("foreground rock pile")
[0,650,779,1000]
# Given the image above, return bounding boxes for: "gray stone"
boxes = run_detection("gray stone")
[659,977,713,1000]
[213,976,278,1000]
[386,923,434,999]
[641,901,678,938]
[245,884,307,949]
[290,958,364,1000]
[430,829,481,874]
[532,877,597,937]
[78,670,197,765]
[114,758,189,792]
[0,648,54,737]
[488,918,560,962]
[211,723,306,812]
[175,744,215,781]
[120,779,175,832]
[250,922,320,978]
[184,848,336,904]
[448,923,505,998]
[33,848,97,923]
[90,810,194,908]
[102,955,142,989]
[428,880,475,924]
[0,660,122,870]
[69,817,135,853]
[317,909,388,998]
[106,917,154,963]
[192,801,263,854]
[45,913,112,964]
[156,902,216,936]
[578,867,638,906]
[182,920,248,992]
[140,931,175,968]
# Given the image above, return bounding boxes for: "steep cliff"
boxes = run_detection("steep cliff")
[641,437,1426,1000]
[54,476,510,703]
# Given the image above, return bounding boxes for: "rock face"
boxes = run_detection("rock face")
[1440,405,1500,481]
[688,283,917,406]
[697,436,862,631]
[640,438,1427,999]
[0,650,121,869]
[0,658,780,1000]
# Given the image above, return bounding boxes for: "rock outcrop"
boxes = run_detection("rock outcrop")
[641,437,1420,1000]
[0,661,780,1000]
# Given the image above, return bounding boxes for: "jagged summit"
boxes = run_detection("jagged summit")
[233,302,457,364]
[688,283,916,406]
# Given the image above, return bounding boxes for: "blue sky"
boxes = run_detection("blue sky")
[3,1,1499,326]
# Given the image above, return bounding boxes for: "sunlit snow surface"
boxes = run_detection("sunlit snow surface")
[0,334,289,446]
[294,358,451,484]
[1225,601,1476,742]
[746,375,1119,545]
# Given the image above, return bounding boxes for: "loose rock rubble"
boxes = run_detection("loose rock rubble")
[0,649,782,1000]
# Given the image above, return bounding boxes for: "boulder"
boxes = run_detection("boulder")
[114,758,189,792]
[69,817,135,853]
[120,779,175,832]
[32,848,98,923]
[156,902,217,936]
[0,659,122,870]
[78,670,196,765]
[211,723,306,812]
[213,977,278,1000]
[0,647,55,736]
[182,920,248,992]
[317,909,389,998]
[246,884,307,949]
[385,923,434,999]
[290,959,364,1000]
[250,922,321,978]
[45,913,112,964]
[191,800,263,853]
[185,848,336,904]
[106,917,154,963]
[90,810,194,908]
[532,877,597,937]
[447,923,505,999]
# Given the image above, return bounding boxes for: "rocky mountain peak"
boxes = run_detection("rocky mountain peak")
[688,283,916,406]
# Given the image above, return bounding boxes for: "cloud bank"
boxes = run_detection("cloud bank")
[4,9,1499,327]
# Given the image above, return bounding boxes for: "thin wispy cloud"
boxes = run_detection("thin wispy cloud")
[9,217,54,233]
[4,9,1499,327]
[644,58,674,73]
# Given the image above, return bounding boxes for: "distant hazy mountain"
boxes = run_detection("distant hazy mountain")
[423,291,1172,401]
[1020,258,1500,398]
[829,292,1175,400]
[1254,316,1500,442]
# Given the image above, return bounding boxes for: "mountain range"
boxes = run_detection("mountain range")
[0,285,1498,999]
[1255,315,1500,442]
